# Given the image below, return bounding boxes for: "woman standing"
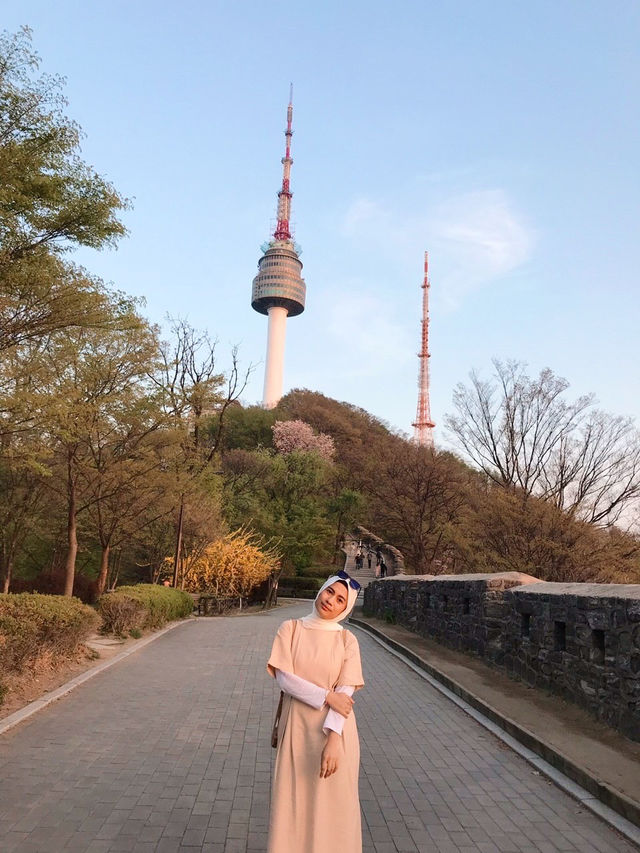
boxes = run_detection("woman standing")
[266,572,364,853]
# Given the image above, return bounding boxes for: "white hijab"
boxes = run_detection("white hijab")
[300,575,359,631]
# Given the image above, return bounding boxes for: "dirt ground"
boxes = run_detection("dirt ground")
[0,633,140,720]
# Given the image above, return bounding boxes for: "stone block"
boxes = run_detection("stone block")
[612,608,627,628]
[586,611,608,630]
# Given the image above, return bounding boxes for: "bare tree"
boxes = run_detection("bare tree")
[366,439,468,574]
[154,319,252,586]
[446,360,640,527]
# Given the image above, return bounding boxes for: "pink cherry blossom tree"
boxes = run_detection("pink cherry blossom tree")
[272,419,335,462]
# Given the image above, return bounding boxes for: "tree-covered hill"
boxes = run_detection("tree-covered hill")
[219,390,640,584]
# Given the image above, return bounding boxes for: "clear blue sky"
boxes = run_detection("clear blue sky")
[7,1,640,443]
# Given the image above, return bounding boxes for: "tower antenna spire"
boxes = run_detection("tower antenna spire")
[273,86,294,241]
[412,251,435,447]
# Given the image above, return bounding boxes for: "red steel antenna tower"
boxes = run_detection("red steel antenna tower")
[413,252,435,447]
[273,83,294,241]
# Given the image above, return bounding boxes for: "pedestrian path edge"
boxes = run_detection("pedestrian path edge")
[0,617,195,737]
[349,616,640,849]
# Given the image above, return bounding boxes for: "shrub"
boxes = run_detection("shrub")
[9,571,98,604]
[183,530,281,599]
[97,585,193,634]
[96,593,145,635]
[0,593,99,674]
[296,564,336,579]
[280,576,324,592]
[278,576,325,598]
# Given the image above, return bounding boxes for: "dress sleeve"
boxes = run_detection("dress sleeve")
[275,670,328,709]
[336,630,364,691]
[323,685,354,736]
[267,620,295,678]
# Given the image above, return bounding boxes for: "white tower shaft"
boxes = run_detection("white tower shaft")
[262,306,288,409]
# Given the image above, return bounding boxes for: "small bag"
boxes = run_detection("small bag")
[271,690,284,749]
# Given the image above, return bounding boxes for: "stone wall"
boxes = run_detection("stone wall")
[363,574,640,741]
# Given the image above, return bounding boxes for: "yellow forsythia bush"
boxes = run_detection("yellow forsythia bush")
[183,530,281,599]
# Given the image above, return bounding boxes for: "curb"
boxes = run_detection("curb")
[0,618,195,737]
[349,616,640,849]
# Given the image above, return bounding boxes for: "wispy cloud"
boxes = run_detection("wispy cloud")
[341,198,388,237]
[340,197,391,241]
[340,187,536,310]
[429,190,535,308]
[324,286,412,378]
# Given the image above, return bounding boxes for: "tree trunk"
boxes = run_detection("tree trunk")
[172,496,184,588]
[64,474,78,596]
[1,530,20,593]
[108,551,121,591]
[96,543,110,596]
[333,514,344,565]
[2,555,13,594]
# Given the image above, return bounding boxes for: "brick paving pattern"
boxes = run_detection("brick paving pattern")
[0,603,636,853]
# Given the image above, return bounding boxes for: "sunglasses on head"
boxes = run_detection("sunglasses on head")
[336,570,361,592]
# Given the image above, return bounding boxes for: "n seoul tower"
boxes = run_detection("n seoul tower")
[251,87,306,409]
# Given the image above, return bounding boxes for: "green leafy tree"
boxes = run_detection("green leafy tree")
[0,457,47,592]
[223,448,333,573]
[220,404,277,451]
[0,27,130,355]
[0,27,127,260]
[82,381,179,596]
[29,303,155,595]
[327,489,365,564]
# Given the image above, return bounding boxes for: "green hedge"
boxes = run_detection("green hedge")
[97,584,193,634]
[278,576,326,598]
[0,593,99,675]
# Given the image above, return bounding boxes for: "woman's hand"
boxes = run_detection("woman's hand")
[320,732,341,778]
[325,691,354,718]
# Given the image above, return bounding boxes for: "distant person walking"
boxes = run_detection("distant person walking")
[367,551,372,570]
[380,558,387,578]
[266,573,364,852]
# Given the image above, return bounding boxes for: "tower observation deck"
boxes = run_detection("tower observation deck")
[251,242,305,318]
[251,89,306,408]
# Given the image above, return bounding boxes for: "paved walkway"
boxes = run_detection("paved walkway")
[0,604,636,853]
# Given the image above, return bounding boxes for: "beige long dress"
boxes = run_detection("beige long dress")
[267,618,365,853]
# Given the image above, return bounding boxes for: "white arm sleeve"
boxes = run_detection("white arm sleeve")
[323,685,355,736]
[275,669,328,710]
